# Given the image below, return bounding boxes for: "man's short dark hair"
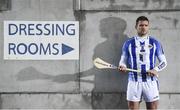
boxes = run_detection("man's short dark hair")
[136,16,149,26]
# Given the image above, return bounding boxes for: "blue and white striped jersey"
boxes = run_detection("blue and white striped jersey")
[119,36,167,82]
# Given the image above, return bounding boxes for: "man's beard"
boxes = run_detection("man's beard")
[138,31,148,36]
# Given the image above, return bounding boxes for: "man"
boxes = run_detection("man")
[118,16,167,110]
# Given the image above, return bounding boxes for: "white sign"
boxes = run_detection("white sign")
[4,21,79,60]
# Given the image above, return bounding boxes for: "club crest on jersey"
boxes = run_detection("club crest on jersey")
[148,44,153,49]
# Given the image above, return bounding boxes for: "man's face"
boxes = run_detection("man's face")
[136,20,149,36]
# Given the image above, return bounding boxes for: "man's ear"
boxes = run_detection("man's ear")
[135,25,137,29]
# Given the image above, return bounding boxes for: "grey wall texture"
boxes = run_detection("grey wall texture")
[0,0,180,109]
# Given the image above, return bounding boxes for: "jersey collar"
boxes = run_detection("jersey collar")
[135,34,149,41]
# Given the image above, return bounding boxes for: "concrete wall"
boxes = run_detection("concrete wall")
[0,0,180,109]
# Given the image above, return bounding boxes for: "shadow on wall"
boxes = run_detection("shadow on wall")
[93,17,128,92]
[16,17,128,109]
[90,17,128,109]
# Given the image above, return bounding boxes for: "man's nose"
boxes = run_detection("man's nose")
[142,26,146,29]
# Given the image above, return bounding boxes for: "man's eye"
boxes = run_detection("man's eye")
[139,24,148,27]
